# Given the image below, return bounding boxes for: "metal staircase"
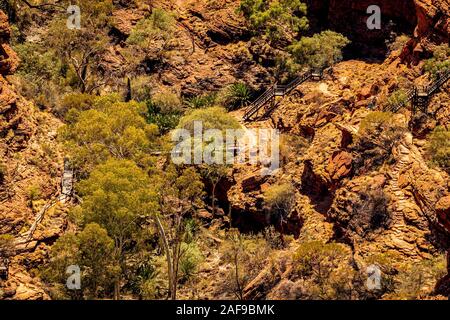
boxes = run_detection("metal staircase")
[243,70,315,121]
[384,68,450,114]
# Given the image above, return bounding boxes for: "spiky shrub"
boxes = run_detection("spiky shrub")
[428,126,450,174]
[223,82,252,110]
[185,93,217,109]
[146,91,183,133]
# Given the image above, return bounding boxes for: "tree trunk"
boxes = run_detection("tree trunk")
[212,183,217,214]
[155,215,173,299]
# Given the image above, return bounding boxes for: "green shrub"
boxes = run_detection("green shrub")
[388,255,447,300]
[288,31,350,69]
[146,105,181,134]
[239,0,308,45]
[424,44,450,78]
[428,126,450,173]
[58,93,96,121]
[264,183,295,219]
[178,107,241,133]
[127,8,176,46]
[179,243,204,282]
[186,93,218,109]
[27,184,42,201]
[353,112,406,172]
[388,89,409,107]
[293,241,355,299]
[388,35,410,53]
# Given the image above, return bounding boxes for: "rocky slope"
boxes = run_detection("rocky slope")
[0,10,66,300]
[0,0,449,300]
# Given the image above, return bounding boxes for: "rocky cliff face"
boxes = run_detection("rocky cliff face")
[1,0,449,300]
[0,10,66,300]
[228,58,450,298]
[307,0,449,60]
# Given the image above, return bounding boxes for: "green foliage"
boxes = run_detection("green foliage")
[146,91,183,133]
[155,165,205,299]
[239,0,308,45]
[220,230,271,299]
[127,8,176,46]
[130,76,153,102]
[42,223,119,299]
[388,35,410,53]
[359,111,394,134]
[293,241,355,299]
[46,0,114,92]
[77,159,158,246]
[223,82,252,110]
[288,31,350,69]
[428,126,450,173]
[178,107,241,133]
[26,184,42,201]
[12,41,66,109]
[388,89,409,107]
[424,44,450,77]
[60,98,159,173]
[126,8,177,68]
[179,242,204,282]
[0,234,15,258]
[14,41,61,81]
[354,111,406,172]
[388,255,447,300]
[264,183,295,222]
[58,93,96,120]
[186,93,218,109]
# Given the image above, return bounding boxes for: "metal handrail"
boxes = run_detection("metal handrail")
[243,70,314,121]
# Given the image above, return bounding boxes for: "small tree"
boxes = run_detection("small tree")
[42,223,118,299]
[424,44,450,78]
[77,159,159,299]
[293,241,355,299]
[222,82,252,110]
[60,98,160,174]
[288,31,350,69]
[428,126,450,174]
[125,8,177,72]
[177,107,241,213]
[46,0,114,92]
[264,183,295,241]
[155,165,205,299]
[388,89,409,108]
[220,230,270,300]
[353,111,406,173]
[239,0,308,46]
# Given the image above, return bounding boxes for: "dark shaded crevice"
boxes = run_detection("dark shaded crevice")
[306,0,418,60]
